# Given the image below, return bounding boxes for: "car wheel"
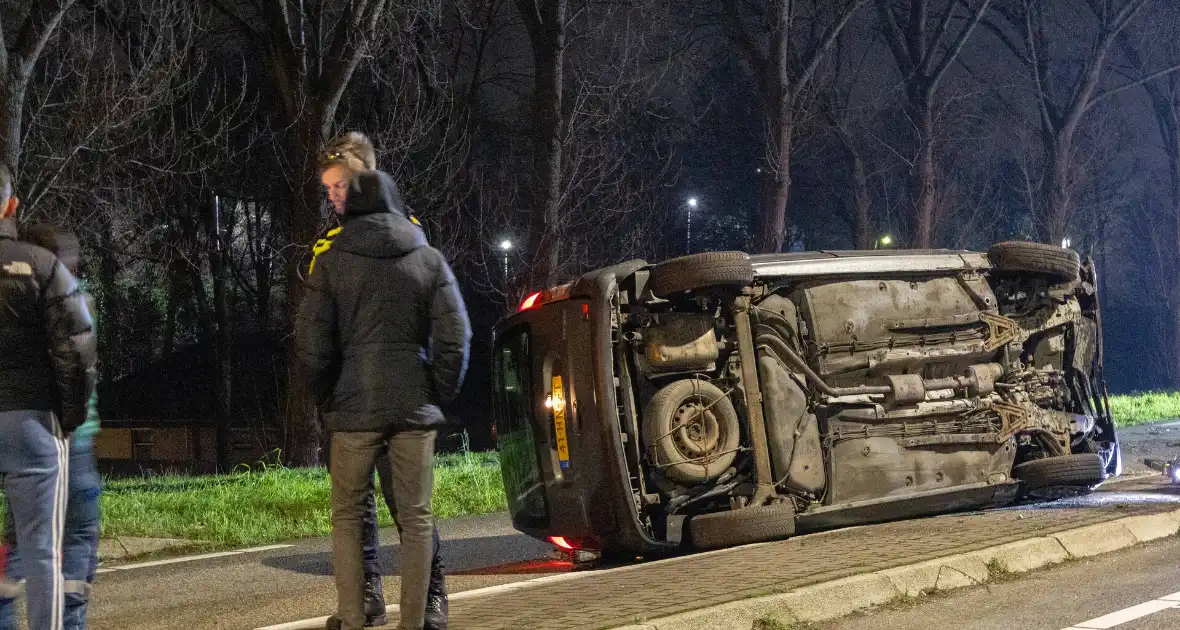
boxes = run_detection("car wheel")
[643,379,740,484]
[689,502,797,550]
[1013,453,1107,491]
[987,241,1081,283]
[648,251,755,298]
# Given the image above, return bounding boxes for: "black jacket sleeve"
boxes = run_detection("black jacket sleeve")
[426,248,471,406]
[295,257,340,406]
[42,260,97,433]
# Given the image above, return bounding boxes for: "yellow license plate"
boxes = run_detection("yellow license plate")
[552,375,570,469]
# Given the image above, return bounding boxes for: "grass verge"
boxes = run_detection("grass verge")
[1,450,507,550]
[1110,392,1180,427]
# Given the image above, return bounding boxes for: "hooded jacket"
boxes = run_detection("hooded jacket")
[0,219,97,433]
[295,170,471,432]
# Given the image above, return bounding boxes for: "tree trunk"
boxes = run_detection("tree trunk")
[912,95,937,248]
[519,0,565,290]
[758,103,793,253]
[1042,135,1072,245]
[0,83,23,179]
[283,136,328,467]
[834,127,874,250]
[852,150,873,250]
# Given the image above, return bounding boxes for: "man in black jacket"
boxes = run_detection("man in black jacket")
[0,163,98,630]
[314,132,449,629]
[297,169,470,630]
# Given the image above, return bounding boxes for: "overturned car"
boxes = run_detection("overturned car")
[491,242,1119,554]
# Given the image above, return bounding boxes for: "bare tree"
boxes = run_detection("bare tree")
[873,0,992,247]
[988,0,1180,244]
[1118,15,1180,387]
[513,0,567,288]
[0,0,78,179]
[721,0,868,253]
[210,0,446,465]
[819,24,891,250]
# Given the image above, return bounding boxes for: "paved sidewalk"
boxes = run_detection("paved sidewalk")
[444,475,1180,630]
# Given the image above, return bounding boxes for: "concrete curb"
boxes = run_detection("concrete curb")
[611,507,1180,630]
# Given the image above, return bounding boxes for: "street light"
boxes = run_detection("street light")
[875,234,894,249]
[686,197,698,253]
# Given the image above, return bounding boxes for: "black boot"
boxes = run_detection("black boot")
[424,590,448,630]
[364,574,388,627]
[424,557,448,630]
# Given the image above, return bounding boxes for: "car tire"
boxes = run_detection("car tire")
[987,241,1081,283]
[1012,453,1107,491]
[643,379,741,484]
[648,251,755,298]
[689,502,797,550]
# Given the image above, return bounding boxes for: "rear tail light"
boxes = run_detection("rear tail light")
[548,536,600,551]
[518,292,543,311]
[517,282,574,312]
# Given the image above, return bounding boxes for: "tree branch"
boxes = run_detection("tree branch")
[921,0,958,76]
[1089,62,1180,110]
[930,0,992,88]
[797,0,868,94]
[10,0,77,81]
[873,0,916,77]
[722,6,771,100]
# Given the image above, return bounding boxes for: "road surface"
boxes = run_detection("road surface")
[87,512,556,630]
[813,532,1180,630]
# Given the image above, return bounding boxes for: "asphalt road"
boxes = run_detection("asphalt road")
[86,512,557,630]
[30,421,1180,630]
[812,533,1180,630]
[1119,420,1180,475]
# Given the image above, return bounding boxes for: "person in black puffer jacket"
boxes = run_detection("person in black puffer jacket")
[0,163,97,630]
[297,168,470,630]
[312,132,450,630]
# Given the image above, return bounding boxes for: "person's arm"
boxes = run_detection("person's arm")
[295,257,340,406]
[426,249,471,405]
[42,259,97,434]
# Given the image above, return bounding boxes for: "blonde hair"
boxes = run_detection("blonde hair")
[319,131,376,173]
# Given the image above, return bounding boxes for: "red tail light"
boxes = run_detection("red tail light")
[550,536,576,551]
[518,292,543,311]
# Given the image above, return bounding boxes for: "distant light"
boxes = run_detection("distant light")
[880,235,893,246]
[687,197,698,208]
[500,239,513,251]
[756,168,763,173]
[1061,237,1072,249]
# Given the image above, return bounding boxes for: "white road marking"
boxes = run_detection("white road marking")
[1063,590,1180,629]
[253,572,590,630]
[95,544,294,574]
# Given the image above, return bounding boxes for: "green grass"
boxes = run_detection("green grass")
[1110,391,1180,427]
[1,450,507,550]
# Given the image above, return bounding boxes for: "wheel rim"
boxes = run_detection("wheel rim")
[673,400,722,459]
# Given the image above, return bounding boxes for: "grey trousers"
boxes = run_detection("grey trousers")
[0,411,68,630]
[331,430,436,630]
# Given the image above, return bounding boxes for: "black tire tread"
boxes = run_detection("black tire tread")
[1013,453,1106,490]
[689,502,796,550]
[988,241,1081,282]
[649,251,755,298]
